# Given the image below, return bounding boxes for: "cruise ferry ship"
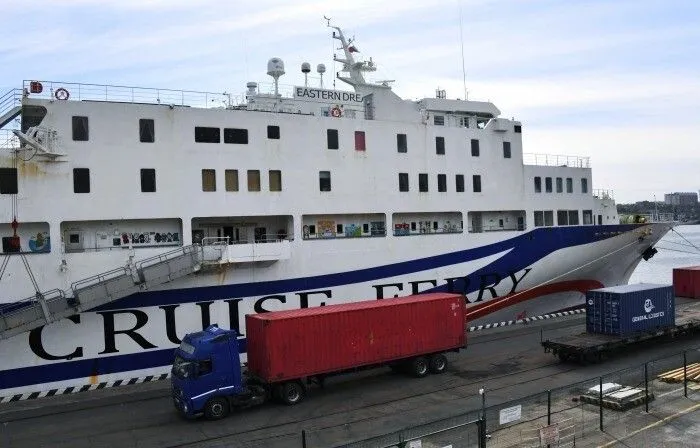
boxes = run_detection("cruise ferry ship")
[0,24,670,397]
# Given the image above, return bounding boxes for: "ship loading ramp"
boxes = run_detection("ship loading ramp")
[0,242,229,340]
[541,299,700,364]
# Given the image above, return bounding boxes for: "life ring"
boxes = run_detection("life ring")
[55,88,70,100]
[330,106,342,118]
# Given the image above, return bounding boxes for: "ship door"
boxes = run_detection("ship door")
[597,215,603,225]
[222,226,234,245]
[517,216,524,230]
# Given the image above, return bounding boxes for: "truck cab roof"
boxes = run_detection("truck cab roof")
[180,325,237,358]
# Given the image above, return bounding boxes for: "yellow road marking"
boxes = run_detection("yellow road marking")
[597,402,700,448]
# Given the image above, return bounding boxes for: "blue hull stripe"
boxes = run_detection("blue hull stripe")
[0,225,640,391]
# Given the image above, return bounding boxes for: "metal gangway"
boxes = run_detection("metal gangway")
[0,241,228,340]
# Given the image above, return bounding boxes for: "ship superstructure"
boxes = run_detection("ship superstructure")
[0,24,669,396]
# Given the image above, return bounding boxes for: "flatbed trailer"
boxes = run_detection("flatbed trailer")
[542,300,700,364]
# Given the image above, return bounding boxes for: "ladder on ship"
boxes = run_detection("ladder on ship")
[0,242,228,340]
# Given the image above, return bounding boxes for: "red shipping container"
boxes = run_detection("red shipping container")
[673,266,700,299]
[245,293,467,383]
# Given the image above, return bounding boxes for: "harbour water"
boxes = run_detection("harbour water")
[629,224,700,284]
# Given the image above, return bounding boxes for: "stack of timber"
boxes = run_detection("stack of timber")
[657,363,700,383]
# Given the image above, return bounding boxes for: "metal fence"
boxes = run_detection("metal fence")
[299,346,700,448]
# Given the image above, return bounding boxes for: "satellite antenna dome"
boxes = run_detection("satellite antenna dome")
[301,62,311,73]
[317,63,326,74]
[267,58,285,78]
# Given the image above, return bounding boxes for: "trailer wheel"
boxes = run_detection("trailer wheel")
[280,381,305,405]
[409,357,430,378]
[204,397,230,420]
[429,354,448,374]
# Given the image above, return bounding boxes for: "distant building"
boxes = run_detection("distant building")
[664,192,698,206]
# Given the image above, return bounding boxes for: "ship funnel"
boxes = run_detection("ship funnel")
[267,57,285,96]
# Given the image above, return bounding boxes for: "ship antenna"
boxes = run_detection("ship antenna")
[458,0,468,100]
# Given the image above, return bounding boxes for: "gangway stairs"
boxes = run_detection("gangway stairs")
[0,89,22,129]
[0,243,226,340]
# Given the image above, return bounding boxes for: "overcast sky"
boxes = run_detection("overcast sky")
[2,0,698,203]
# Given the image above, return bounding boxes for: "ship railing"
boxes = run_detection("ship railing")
[0,289,67,321]
[523,153,590,168]
[22,80,246,109]
[593,189,614,200]
[468,224,525,233]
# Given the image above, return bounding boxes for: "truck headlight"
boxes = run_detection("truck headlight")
[183,403,188,413]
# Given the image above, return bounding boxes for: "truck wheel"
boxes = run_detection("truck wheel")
[409,357,430,378]
[429,354,448,374]
[280,381,305,405]
[204,397,230,420]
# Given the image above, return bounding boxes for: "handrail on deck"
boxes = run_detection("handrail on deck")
[523,153,590,168]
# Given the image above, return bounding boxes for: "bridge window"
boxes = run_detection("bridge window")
[503,141,511,158]
[247,170,261,191]
[398,173,409,192]
[140,168,156,192]
[437,174,447,192]
[225,169,239,192]
[269,170,282,191]
[195,127,220,143]
[545,177,552,193]
[534,177,542,193]
[201,169,216,191]
[419,173,428,192]
[224,128,248,144]
[327,129,339,150]
[514,124,522,133]
[471,139,480,157]
[435,136,445,155]
[397,133,407,153]
[434,115,445,126]
[73,168,90,193]
[456,174,465,192]
[319,171,331,191]
[581,178,588,193]
[0,168,18,194]
[139,119,155,143]
[556,177,563,193]
[267,125,280,139]
[566,177,573,193]
[72,116,89,141]
[473,175,482,192]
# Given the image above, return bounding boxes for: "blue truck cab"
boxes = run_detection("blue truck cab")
[171,325,265,419]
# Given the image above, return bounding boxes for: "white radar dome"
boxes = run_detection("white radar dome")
[301,62,311,73]
[267,58,285,78]
[317,63,326,74]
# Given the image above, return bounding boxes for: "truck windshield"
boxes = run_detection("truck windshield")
[172,355,194,380]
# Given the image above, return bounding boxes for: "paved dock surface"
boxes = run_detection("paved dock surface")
[2,313,700,447]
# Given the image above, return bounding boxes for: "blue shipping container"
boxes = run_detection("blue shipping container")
[585,283,675,336]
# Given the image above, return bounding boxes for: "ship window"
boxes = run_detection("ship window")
[503,141,511,158]
[433,221,439,231]
[583,210,593,225]
[411,222,416,231]
[566,177,573,193]
[267,125,280,139]
[269,170,282,191]
[363,223,369,233]
[140,168,156,192]
[556,177,563,193]
[568,210,579,225]
[225,169,239,192]
[418,173,428,192]
[557,210,568,225]
[308,225,316,235]
[398,173,409,192]
[459,116,469,128]
[471,139,480,157]
[397,133,407,153]
[472,174,481,193]
[327,129,339,150]
[544,211,554,226]
[534,211,544,227]
[534,177,542,193]
[319,171,331,191]
[247,170,261,191]
[336,224,343,233]
[545,177,552,193]
[224,128,248,144]
[354,131,366,151]
[73,168,90,193]
[581,178,588,193]
[472,175,482,192]
[514,124,522,133]
[0,168,18,194]
[201,169,216,191]
[437,174,447,192]
[195,127,220,143]
[456,174,465,192]
[435,136,445,155]
[72,116,89,141]
[434,115,445,126]
[139,119,155,143]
